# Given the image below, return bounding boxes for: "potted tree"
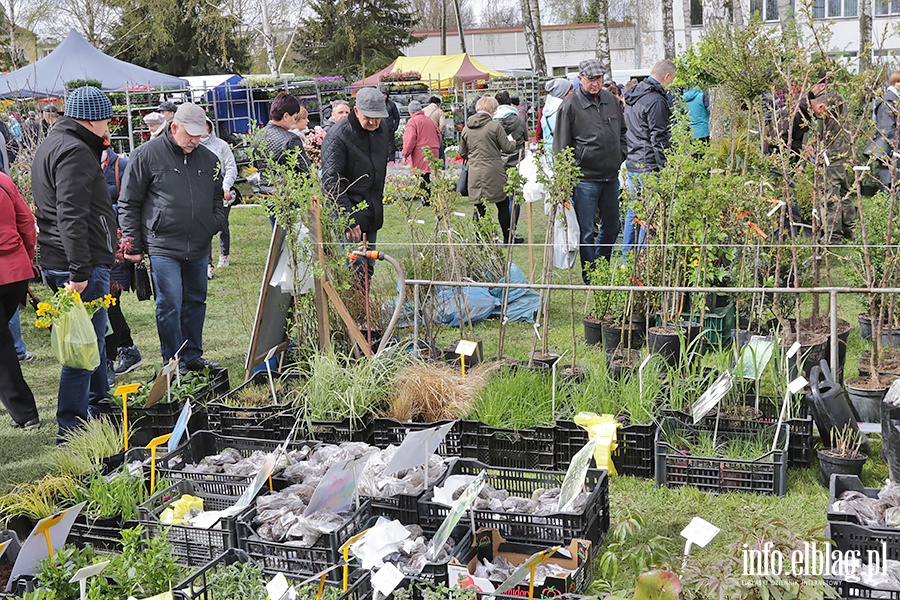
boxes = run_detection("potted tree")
[586,256,644,353]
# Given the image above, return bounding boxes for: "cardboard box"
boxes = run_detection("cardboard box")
[446,528,591,598]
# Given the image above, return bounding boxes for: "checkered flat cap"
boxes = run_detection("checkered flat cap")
[64,86,113,121]
[579,59,607,79]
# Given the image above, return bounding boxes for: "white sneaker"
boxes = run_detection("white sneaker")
[217,255,230,268]
[207,264,214,280]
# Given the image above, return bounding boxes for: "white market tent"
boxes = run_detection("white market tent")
[0,29,189,99]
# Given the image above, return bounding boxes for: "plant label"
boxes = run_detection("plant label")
[558,436,601,512]
[455,340,478,356]
[371,562,405,598]
[853,165,871,171]
[70,560,110,600]
[786,341,802,360]
[766,201,786,217]
[0,540,9,561]
[453,211,466,217]
[691,372,734,424]
[167,401,192,453]
[734,336,775,381]
[146,360,178,408]
[235,453,278,509]
[429,471,486,561]
[8,502,85,592]
[266,573,295,600]
[304,452,373,517]
[384,421,456,476]
[680,517,720,548]
[492,546,562,597]
[787,377,808,395]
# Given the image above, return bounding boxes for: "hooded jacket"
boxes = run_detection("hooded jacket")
[553,87,627,181]
[494,105,526,169]
[402,110,441,173]
[624,77,673,172]
[118,125,225,261]
[871,86,900,159]
[540,95,565,153]
[320,109,391,233]
[460,111,517,204]
[682,88,710,139]
[201,127,238,192]
[32,116,116,282]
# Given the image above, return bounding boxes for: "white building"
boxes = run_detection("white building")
[405,2,900,79]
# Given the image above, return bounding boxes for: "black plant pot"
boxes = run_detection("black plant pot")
[608,349,641,380]
[817,449,867,488]
[883,327,900,349]
[583,318,603,346]
[883,400,900,482]
[601,322,644,354]
[845,376,894,423]
[530,351,560,369]
[679,320,707,356]
[859,313,873,341]
[784,333,829,379]
[559,364,588,384]
[648,326,684,368]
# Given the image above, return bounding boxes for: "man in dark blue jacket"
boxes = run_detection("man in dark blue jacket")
[623,59,676,259]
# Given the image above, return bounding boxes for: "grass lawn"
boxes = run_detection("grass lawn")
[3,193,888,592]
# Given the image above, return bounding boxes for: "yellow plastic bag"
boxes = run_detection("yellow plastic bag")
[573,412,620,475]
[50,299,100,370]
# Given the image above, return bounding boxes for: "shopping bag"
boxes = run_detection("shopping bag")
[50,300,100,370]
[456,161,469,196]
[134,261,153,301]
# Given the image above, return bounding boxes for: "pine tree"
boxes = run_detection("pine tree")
[300,0,422,79]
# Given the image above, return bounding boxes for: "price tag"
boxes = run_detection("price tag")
[681,517,720,548]
[371,563,405,599]
[70,561,110,600]
[558,437,600,512]
[146,361,179,408]
[691,372,734,424]
[787,376,808,395]
[304,452,373,516]
[8,503,85,591]
[384,421,456,476]
[454,340,478,356]
[429,471,486,560]
[114,382,141,451]
[167,402,192,453]
[786,341,802,360]
[266,573,295,600]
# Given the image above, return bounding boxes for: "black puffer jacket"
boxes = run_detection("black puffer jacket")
[320,110,390,233]
[118,126,225,261]
[553,87,626,181]
[624,78,673,172]
[32,117,116,282]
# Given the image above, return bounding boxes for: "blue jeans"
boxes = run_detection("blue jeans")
[571,179,620,282]
[9,305,26,358]
[149,255,208,365]
[623,171,651,259]
[44,266,110,436]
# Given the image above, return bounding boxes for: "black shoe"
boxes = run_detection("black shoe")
[114,345,143,375]
[10,417,40,430]
[107,359,115,388]
[182,358,221,373]
[513,236,525,244]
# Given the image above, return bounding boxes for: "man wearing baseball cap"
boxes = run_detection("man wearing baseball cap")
[32,86,117,438]
[119,102,225,374]
[320,87,391,278]
[554,59,627,280]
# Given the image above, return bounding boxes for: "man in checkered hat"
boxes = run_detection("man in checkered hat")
[32,86,117,439]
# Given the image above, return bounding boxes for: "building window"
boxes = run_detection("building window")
[552,66,578,76]
[813,0,857,16]
[751,0,779,21]
[690,0,703,24]
[877,0,900,14]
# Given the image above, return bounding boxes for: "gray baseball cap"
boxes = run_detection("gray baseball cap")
[174,103,208,136]
[355,87,388,119]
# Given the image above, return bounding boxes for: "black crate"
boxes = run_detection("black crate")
[304,413,374,444]
[654,418,789,496]
[67,517,139,551]
[554,420,656,478]
[826,577,900,599]
[207,372,300,440]
[418,459,609,546]
[362,490,424,525]
[156,430,316,497]
[372,418,462,457]
[459,421,556,470]
[97,399,210,448]
[237,499,372,582]
[138,479,245,566]
[828,475,883,524]
[664,395,814,467]
[828,521,900,562]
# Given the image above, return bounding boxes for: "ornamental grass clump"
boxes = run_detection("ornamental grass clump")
[387,361,491,422]
[49,417,125,477]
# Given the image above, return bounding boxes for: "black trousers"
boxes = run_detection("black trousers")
[474,197,517,243]
[106,289,133,360]
[0,279,38,425]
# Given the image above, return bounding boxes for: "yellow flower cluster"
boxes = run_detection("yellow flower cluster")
[33,290,116,329]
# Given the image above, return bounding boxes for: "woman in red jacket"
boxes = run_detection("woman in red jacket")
[0,172,40,429]
[402,100,441,202]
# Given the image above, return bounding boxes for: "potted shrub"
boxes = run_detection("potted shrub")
[817,424,867,487]
[586,257,644,353]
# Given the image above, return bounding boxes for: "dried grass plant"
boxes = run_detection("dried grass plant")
[387,361,498,422]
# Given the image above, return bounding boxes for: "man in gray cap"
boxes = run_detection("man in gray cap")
[119,102,225,374]
[554,59,627,280]
[32,86,117,437]
[320,87,391,278]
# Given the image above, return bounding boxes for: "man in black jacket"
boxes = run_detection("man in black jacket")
[623,59,676,258]
[119,103,225,372]
[321,87,391,278]
[380,87,401,160]
[32,86,116,437]
[554,58,627,281]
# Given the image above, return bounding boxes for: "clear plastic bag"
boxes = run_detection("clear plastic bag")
[50,300,100,370]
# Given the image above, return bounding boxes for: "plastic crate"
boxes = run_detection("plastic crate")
[654,418,789,496]
[459,421,556,470]
[828,521,900,562]
[237,499,372,582]
[418,459,609,546]
[703,304,736,348]
[828,475,884,525]
[362,489,424,525]
[96,399,210,448]
[67,517,139,551]
[138,479,245,566]
[304,413,374,444]
[372,418,463,456]
[156,430,315,497]
[554,420,656,478]
[825,577,900,599]
[207,372,300,440]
